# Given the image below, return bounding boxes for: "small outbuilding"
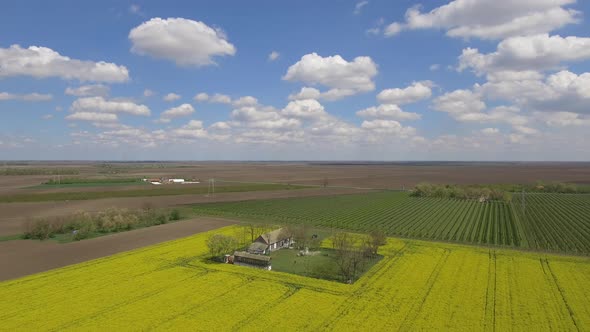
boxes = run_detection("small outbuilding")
[233,251,272,270]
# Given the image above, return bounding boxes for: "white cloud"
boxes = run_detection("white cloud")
[361,119,416,137]
[288,87,321,101]
[209,121,231,130]
[268,51,280,61]
[0,45,129,82]
[477,70,590,114]
[210,93,232,104]
[193,92,209,102]
[0,92,53,102]
[171,120,208,139]
[354,1,369,15]
[433,89,486,116]
[458,34,590,75]
[433,89,533,132]
[386,0,579,40]
[42,114,54,120]
[481,127,499,135]
[143,89,155,97]
[232,96,258,107]
[66,112,118,122]
[65,84,109,97]
[357,104,421,121]
[384,22,403,36]
[71,96,151,116]
[282,99,327,120]
[429,64,440,71]
[161,103,195,119]
[283,53,378,100]
[129,18,236,66]
[163,92,181,102]
[377,81,433,105]
[537,111,590,126]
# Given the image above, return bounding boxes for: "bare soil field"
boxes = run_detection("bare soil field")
[0,217,236,281]
[3,161,589,192]
[0,187,370,236]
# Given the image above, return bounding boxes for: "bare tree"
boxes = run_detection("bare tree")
[368,230,387,256]
[288,224,310,249]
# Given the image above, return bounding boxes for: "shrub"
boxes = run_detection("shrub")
[24,219,54,240]
[170,209,181,221]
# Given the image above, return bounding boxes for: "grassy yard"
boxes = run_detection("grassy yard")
[270,248,382,282]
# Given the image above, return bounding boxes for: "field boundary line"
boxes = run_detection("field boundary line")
[398,248,451,331]
[542,258,581,331]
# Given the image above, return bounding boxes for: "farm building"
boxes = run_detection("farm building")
[168,178,185,183]
[247,228,292,254]
[233,251,272,270]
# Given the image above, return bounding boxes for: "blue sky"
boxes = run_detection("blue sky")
[1,0,589,160]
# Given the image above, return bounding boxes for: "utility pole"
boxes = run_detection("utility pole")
[207,178,215,197]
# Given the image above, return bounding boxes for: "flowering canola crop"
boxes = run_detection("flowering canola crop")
[1,226,588,331]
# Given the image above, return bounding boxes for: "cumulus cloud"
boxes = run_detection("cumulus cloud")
[433,90,533,132]
[65,84,109,97]
[481,127,500,135]
[163,92,181,102]
[477,70,590,115]
[537,111,590,126]
[268,51,280,61]
[193,92,209,102]
[282,99,327,120]
[71,96,151,116]
[232,96,258,107]
[356,104,421,120]
[377,81,433,105]
[210,93,232,104]
[0,92,53,102]
[143,89,155,97]
[129,18,236,66]
[288,87,321,101]
[385,0,579,40]
[66,112,118,122]
[0,45,129,82]
[283,53,378,100]
[458,34,590,75]
[171,119,208,139]
[160,103,195,119]
[361,119,416,137]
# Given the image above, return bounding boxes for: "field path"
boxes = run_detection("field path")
[0,217,235,281]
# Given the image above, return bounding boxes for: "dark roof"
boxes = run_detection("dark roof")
[257,228,290,245]
[233,251,271,262]
[248,242,268,252]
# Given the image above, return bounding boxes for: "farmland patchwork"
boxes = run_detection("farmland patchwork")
[1,226,588,331]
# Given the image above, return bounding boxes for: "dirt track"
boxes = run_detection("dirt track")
[0,187,370,236]
[0,217,235,281]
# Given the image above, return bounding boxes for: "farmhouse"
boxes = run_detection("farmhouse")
[233,251,272,270]
[248,228,292,254]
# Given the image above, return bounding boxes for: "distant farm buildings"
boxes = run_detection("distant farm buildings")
[142,178,200,185]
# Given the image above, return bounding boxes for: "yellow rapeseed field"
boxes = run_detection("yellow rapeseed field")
[1,226,589,331]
